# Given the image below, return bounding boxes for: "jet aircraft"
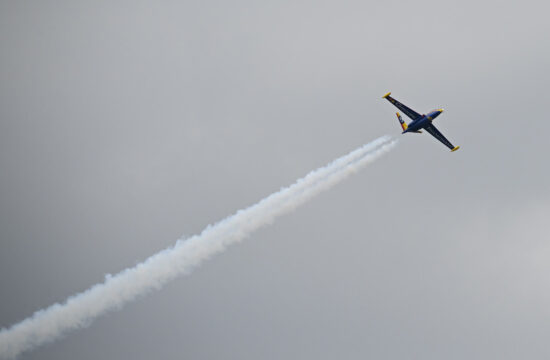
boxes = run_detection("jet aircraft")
[382,92,460,152]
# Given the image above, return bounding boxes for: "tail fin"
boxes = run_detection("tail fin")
[396,112,408,131]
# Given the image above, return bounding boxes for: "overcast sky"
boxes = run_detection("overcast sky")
[1,0,550,359]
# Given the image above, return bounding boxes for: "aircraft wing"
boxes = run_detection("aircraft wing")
[382,92,422,121]
[424,123,459,151]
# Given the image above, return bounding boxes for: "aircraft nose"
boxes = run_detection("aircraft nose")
[438,108,444,113]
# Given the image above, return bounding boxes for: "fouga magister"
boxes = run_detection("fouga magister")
[382,92,460,152]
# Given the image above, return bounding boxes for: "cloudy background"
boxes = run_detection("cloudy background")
[1,0,549,358]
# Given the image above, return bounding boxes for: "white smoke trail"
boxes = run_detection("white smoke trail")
[0,136,398,359]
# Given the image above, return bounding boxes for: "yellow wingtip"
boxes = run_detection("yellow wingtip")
[382,92,391,98]
[451,146,460,152]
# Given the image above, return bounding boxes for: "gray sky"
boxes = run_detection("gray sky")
[1,0,549,359]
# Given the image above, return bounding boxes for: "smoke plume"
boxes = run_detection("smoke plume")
[0,136,397,358]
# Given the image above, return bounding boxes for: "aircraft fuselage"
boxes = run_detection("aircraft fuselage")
[403,110,442,133]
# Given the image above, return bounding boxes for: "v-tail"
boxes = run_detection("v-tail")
[396,112,421,134]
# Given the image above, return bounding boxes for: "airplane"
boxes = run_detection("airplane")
[382,92,460,152]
